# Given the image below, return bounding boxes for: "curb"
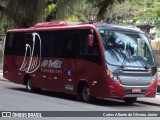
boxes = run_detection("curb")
[0,72,8,81]
[137,95,160,105]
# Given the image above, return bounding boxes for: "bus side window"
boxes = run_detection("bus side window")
[4,33,14,55]
[41,31,56,57]
[8,33,14,48]
[55,32,64,58]
[80,33,99,55]
[41,31,64,58]
[63,32,78,58]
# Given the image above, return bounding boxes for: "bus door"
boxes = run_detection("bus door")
[76,29,102,97]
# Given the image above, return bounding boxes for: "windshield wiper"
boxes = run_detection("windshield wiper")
[136,56,149,69]
[121,54,128,69]
[121,55,149,69]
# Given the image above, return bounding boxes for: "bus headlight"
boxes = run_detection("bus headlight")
[106,70,120,83]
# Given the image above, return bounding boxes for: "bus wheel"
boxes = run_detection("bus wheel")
[26,78,33,92]
[80,85,93,103]
[26,78,41,92]
[123,97,137,104]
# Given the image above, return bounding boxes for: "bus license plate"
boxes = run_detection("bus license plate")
[132,89,141,93]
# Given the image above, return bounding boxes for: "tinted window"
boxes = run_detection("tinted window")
[5,32,25,56]
[40,31,65,58]
[5,30,100,65]
[63,31,79,58]
[79,30,99,55]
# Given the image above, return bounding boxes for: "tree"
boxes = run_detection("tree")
[86,0,125,21]
[45,0,127,22]
[0,0,47,28]
[46,0,85,21]
[104,0,138,25]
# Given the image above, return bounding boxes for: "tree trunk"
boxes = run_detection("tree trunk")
[3,0,46,28]
[46,0,82,21]
[96,0,114,21]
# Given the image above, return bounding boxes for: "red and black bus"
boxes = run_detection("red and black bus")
[3,21,157,104]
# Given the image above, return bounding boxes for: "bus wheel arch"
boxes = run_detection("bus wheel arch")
[23,74,41,92]
[23,74,33,92]
[77,81,93,103]
[23,74,31,85]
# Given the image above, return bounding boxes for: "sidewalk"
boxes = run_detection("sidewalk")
[137,93,160,105]
[0,70,8,81]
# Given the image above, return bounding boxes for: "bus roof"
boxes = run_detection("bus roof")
[7,21,143,34]
[94,24,143,33]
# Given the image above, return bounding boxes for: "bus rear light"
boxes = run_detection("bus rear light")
[106,70,120,83]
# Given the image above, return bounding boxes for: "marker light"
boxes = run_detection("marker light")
[106,70,120,83]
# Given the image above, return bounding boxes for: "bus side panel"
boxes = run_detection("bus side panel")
[76,59,103,98]
[3,55,24,84]
[60,59,77,94]
[36,58,66,93]
[103,76,125,98]
[3,55,45,88]
[17,56,51,89]
[34,58,77,95]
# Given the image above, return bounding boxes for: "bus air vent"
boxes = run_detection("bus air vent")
[34,21,68,28]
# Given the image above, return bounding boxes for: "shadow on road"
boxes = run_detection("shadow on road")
[136,101,160,107]
[7,87,159,107]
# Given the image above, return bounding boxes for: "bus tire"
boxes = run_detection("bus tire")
[26,78,33,92]
[80,85,93,103]
[123,97,137,104]
[26,78,42,92]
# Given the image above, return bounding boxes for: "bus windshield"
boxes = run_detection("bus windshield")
[99,29,154,67]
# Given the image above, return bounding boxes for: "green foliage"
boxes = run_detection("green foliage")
[156,19,160,30]
[134,0,160,29]
[1,0,160,30]
[127,0,154,6]
[136,8,157,24]
[65,15,80,22]
[0,0,47,28]
[86,0,125,21]
[45,4,56,15]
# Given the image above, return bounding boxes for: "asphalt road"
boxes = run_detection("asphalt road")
[0,73,160,120]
